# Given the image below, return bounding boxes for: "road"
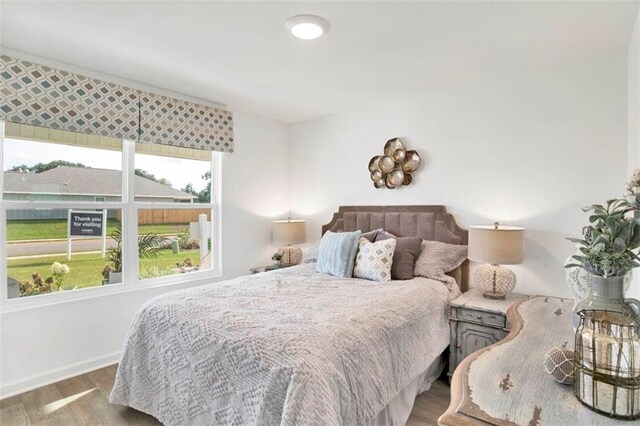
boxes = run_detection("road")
[7,238,118,257]
[7,234,177,258]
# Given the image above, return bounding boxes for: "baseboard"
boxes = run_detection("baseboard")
[0,351,121,399]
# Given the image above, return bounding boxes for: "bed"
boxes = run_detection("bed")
[110,205,469,425]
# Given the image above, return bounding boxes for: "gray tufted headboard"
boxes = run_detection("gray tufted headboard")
[322,205,469,292]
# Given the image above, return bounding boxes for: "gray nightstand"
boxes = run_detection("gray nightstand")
[250,264,290,274]
[448,288,529,378]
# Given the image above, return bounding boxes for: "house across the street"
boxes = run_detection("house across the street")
[4,166,196,220]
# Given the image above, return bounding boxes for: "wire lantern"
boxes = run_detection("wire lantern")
[574,310,640,419]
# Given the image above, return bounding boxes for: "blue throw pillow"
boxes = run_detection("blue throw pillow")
[316,230,362,278]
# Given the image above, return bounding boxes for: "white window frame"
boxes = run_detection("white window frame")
[0,122,222,312]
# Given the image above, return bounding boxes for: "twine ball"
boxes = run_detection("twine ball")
[543,347,575,385]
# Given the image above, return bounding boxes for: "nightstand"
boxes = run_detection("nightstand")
[448,288,529,378]
[250,264,290,274]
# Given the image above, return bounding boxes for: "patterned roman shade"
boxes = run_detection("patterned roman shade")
[139,92,234,152]
[0,55,234,152]
[0,55,139,140]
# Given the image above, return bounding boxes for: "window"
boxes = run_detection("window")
[137,209,212,280]
[1,122,220,302]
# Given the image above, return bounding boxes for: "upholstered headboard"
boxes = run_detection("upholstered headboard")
[322,205,469,292]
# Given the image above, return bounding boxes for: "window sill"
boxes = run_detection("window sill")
[0,269,222,314]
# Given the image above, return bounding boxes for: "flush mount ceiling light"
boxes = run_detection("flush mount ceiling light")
[285,14,330,40]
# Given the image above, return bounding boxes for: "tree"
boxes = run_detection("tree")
[181,183,198,196]
[134,169,172,187]
[180,172,211,203]
[8,164,29,173]
[8,160,88,173]
[197,171,211,203]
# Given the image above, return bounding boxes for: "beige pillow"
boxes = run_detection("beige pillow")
[414,240,467,281]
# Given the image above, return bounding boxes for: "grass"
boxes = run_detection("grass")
[7,249,201,291]
[6,219,188,241]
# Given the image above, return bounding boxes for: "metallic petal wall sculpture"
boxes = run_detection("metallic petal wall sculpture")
[369,137,421,189]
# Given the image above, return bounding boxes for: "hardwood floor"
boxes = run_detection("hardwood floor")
[0,364,451,425]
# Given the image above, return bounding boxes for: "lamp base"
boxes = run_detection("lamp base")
[278,246,303,266]
[475,264,517,299]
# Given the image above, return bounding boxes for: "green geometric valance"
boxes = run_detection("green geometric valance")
[0,55,234,153]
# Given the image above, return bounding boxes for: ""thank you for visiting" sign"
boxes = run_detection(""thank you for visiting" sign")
[67,210,108,259]
[69,211,105,237]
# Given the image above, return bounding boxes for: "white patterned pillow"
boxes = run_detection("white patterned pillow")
[354,237,396,282]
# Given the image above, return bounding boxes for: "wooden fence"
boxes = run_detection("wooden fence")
[114,209,211,225]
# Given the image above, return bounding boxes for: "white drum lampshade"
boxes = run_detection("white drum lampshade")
[272,219,306,266]
[469,222,524,299]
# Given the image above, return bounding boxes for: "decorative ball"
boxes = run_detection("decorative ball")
[384,137,404,156]
[401,150,421,173]
[392,149,406,162]
[543,347,575,385]
[369,156,381,173]
[402,173,412,186]
[387,168,405,187]
[370,170,382,181]
[379,155,395,173]
[374,178,385,188]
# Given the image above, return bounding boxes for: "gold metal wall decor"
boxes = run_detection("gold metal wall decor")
[368,137,421,189]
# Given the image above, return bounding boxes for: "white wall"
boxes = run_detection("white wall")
[0,111,291,397]
[628,8,640,301]
[291,55,628,299]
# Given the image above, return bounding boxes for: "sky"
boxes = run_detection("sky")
[3,139,210,193]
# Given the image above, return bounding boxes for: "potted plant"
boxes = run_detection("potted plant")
[272,252,283,266]
[104,225,167,284]
[566,197,640,317]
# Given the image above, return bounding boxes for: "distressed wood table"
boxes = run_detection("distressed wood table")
[439,295,628,425]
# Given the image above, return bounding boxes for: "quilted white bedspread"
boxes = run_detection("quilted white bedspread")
[109,263,458,425]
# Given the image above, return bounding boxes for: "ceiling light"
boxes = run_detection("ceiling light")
[285,15,330,40]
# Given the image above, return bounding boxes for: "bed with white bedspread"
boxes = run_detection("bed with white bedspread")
[110,264,458,425]
[110,205,468,425]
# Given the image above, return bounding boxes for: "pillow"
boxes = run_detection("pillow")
[354,237,396,282]
[414,240,468,281]
[316,230,362,277]
[361,228,384,242]
[375,234,423,280]
[303,242,320,263]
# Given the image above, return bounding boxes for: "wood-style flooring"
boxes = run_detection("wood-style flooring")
[0,364,451,425]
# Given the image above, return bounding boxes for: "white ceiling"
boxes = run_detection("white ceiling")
[1,1,638,123]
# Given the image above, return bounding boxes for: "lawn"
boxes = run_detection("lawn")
[7,219,189,241]
[7,249,201,291]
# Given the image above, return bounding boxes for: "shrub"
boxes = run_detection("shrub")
[19,262,69,296]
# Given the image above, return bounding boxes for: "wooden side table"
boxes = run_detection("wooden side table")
[440,295,629,425]
[448,288,529,378]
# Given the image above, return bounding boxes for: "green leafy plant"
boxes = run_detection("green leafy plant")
[106,225,168,273]
[566,198,640,277]
[626,169,640,209]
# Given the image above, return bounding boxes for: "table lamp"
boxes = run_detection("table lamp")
[468,222,525,299]
[272,218,306,266]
